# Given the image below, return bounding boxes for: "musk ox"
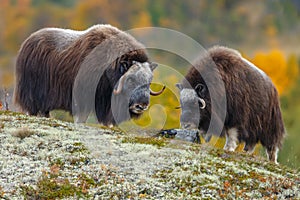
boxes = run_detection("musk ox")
[176,46,285,163]
[14,24,165,125]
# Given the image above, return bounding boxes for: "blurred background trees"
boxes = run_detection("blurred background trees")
[0,0,299,168]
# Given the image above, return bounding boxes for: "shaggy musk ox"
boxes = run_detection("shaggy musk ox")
[176,46,285,163]
[14,24,165,125]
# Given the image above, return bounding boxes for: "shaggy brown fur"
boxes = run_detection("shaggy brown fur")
[181,46,285,162]
[14,25,149,124]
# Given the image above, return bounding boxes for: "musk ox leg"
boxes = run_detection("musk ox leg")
[266,146,279,164]
[28,109,38,116]
[224,128,239,152]
[243,142,256,154]
[204,134,212,143]
[74,113,89,124]
[199,130,212,143]
[39,111,50,118]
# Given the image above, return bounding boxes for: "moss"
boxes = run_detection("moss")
[1,110,299,199]
[40,120,74,131]
[21,172,90,199]
[67,142,90,154]
[152,146,300,198]
[0,110,74,131]
[86,123,124,134]
[69,157,90,166]
[73,142,86,147]
[49,158,65,169]
[78,173,96,187]
[261,161,298,175]
[49,155,90,168]
[121,136,167,148]
[0,110,23,116]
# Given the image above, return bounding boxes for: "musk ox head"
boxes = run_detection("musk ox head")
[176,82,207,130]
[111,61,165,123]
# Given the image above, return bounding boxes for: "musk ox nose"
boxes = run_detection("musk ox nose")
[130,103,149,114]
[135,104,149,111]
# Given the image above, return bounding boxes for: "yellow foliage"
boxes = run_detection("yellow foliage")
[134,84,181,130]
[250,49,299,95]
[133,67,182,129]
[132,11,152,27]
[0,0,34,53]
[1,72,14,88]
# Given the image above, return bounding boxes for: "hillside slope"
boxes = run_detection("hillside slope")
[0,111,299,199]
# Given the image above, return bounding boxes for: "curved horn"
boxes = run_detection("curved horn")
[198,97,206,109]
[150,85,166,96]
[113,74,127,95]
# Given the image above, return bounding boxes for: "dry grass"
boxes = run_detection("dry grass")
[11,127,36,139]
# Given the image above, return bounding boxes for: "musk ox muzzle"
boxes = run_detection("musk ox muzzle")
[176,84,205,129]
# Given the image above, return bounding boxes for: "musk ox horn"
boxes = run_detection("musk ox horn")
[150,85,166,96]
[150,62,158,71]
[198,97,206,109]
[113,74,127,95]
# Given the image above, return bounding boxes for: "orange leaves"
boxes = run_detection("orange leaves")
[250,49,299,96]
[218,180,233,198]
[223,180,231,189]
[50,164,61,175]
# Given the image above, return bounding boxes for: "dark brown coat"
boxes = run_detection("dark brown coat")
[179,46,285,162]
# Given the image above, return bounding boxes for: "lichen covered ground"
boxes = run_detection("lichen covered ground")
[0,111,299,199]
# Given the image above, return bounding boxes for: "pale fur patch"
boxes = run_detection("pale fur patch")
[266,146,279,164]
[274,147,279,164]
[224,128,239,152]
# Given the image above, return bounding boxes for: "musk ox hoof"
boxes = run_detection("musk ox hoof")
[224,146,236,152]
[243,143,256,154]
[223,142,238,152]
[266,146,279,164]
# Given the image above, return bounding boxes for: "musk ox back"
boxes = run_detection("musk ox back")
[14,24,164,125]
[176,46,285,163]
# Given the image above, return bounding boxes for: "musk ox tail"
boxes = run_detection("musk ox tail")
[13,34,53,117]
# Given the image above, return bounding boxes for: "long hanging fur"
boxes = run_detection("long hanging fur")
[183,46,285,161]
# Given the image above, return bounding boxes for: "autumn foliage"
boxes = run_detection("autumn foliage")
[250,49,299,95]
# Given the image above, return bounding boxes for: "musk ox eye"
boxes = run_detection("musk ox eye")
[120,62,129,74]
